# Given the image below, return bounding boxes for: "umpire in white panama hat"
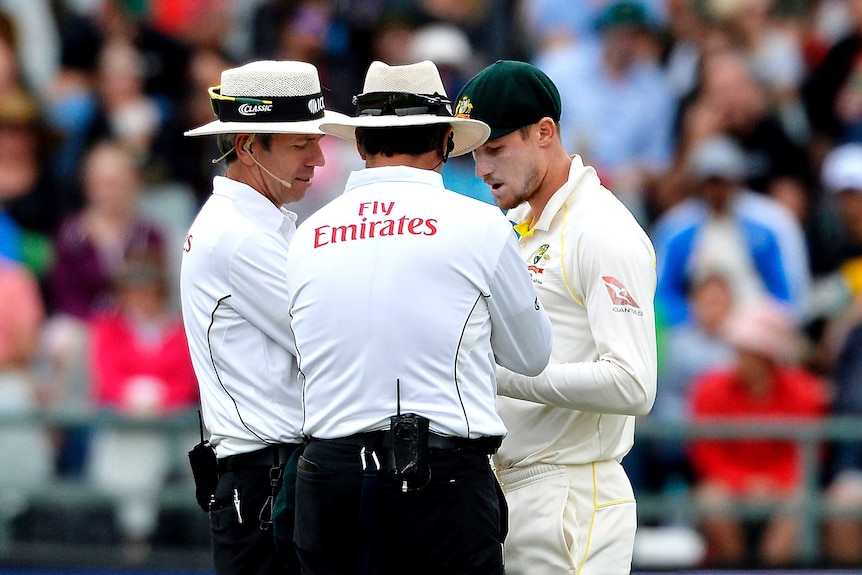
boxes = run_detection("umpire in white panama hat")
[180,60,346,575]
[283,59,553,575]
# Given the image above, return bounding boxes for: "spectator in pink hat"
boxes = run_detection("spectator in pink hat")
[687,297,828,567]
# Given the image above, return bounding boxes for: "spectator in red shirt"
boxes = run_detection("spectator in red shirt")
[688,297,829,568]
[88,257,197,412]
[41,140,165,476]
[85,252,197,562]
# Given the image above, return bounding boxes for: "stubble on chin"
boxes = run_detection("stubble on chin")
[495,168,540,212]
[490,183,527,212]
[494,193,521,212]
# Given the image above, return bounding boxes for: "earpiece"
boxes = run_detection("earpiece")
[243,136,254,153]
[442,132,455,164]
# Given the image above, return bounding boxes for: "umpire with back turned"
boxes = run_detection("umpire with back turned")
[283,60,554,575]
[180,60,347,575]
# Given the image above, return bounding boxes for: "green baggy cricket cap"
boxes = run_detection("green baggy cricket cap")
[455,60,562,141]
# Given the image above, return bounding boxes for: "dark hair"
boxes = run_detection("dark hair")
[215,133,274,164]
[355,124,449,158]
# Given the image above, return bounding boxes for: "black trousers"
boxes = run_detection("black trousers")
[294,436,507,575]
[211,446,301,575]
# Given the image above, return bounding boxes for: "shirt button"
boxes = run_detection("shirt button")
[519,240,527,247]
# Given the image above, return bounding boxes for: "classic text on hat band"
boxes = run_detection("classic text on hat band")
[209,85,326,123]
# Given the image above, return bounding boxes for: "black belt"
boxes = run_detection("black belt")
[310,431,502,455]
[217,443,303,473]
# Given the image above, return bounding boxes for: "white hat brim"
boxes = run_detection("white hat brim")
[320,115,490,157]
[184,110,351,137]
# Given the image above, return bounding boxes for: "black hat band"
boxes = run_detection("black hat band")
[210,88,326,123]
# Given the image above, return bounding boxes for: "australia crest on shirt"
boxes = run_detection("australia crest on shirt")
[527,244,550,282]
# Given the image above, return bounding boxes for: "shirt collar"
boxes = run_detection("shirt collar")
[212,176,298,234]
[344,165,445,192]
[507,155,598,235]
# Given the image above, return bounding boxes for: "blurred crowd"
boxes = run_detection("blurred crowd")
[2,0,862,568]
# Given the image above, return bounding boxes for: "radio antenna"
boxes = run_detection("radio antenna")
[396,378,401,416]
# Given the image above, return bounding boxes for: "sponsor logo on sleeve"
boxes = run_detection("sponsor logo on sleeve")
[602,276,643,315]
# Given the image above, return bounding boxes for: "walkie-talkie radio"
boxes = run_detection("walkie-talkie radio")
[388,379,430,491]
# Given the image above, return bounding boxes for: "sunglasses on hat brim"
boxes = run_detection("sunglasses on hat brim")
[208,85,273,118]
[353,92,452,117]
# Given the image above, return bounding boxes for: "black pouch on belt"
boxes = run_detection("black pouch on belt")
[388,413,429,487]
[188,411,218,512]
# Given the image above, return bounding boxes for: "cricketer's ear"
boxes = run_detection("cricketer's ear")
[536,117,558,148]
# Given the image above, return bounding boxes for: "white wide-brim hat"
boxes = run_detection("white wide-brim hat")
[184,60,349,137]
[822,143,862,194]
[319,60,491,157]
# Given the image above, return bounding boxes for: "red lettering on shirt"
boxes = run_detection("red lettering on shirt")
[183,234,192,252]
[312,215,438,248]
[332,224,358,242]
[407,218,423,234]
[314,227,330,248]
[358,201,395,216]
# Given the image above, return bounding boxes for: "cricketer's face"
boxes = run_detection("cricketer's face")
[472,128,542,212]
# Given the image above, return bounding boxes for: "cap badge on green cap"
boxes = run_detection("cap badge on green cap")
[455,96,473,119]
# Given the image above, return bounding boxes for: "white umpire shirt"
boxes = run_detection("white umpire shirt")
[286,165,553,440]
[180,176,302,459]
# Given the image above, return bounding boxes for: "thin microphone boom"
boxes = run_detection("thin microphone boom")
[211,145,236,164]
[248,151,292,188]
[212,134,293,188]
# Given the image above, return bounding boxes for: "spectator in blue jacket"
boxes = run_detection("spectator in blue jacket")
[651,134,810,328]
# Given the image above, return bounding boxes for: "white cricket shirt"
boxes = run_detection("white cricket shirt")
[286,166,553,440]
[494,156,658,469]
[180,176,302,458]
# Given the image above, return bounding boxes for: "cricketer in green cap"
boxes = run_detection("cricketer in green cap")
[453,57,657,575]
[455,60,562,141]
[453,59,571,213]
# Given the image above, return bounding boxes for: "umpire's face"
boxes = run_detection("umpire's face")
[473,124,544,211]
[240,132,327,207]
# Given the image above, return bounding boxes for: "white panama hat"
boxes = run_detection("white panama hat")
[319,60,491,157]
[184,60,348,137]
[822,143,862,194]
